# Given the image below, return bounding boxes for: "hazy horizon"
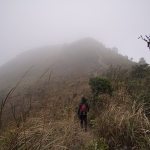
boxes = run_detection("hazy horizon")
[0,0,150,66]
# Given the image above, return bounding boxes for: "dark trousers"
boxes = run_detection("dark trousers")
[79,114,87,130]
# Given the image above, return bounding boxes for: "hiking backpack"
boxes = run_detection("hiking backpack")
[80,103,87,114]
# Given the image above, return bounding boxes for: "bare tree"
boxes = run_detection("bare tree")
[138,35,150,49]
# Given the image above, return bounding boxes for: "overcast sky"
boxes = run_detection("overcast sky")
[0,0,150,66]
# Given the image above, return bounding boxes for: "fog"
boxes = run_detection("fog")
[0,0,150,66]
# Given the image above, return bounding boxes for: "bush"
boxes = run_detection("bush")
[89,77,113,97]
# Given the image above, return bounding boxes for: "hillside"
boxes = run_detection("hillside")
[1,38,150,150]
[0,38,134,94]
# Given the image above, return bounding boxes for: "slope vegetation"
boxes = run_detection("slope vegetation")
[0,38,141,149]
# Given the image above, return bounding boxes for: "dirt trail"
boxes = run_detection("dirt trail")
[80,126,94,147]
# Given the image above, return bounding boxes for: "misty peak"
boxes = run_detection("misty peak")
[71,37,100,45]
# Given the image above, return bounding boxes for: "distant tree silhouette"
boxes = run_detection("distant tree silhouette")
[112,47,118,53]
[138,35,150,49]
[138,57,147,65]
[124,55,128,59]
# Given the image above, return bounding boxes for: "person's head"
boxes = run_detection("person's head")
[81,96,86,103]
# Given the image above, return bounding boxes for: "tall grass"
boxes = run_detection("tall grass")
[93,101,150,149]
[87,66,150,149]
[89,66,150,149]
[0,66,34,129]
[0,67,92,150]
[1,65,150,149]
[0,101,87,150]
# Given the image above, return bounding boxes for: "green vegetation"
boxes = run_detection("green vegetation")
[86,137,108,150]
[89,77,113,97]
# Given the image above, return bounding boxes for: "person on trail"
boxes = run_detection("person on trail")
[78,97,90,131]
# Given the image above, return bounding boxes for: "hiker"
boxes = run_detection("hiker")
[78,97,90,131]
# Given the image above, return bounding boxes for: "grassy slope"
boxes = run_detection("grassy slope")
[0,38,141,149]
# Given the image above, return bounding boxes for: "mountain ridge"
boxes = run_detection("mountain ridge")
[0,38,135,91]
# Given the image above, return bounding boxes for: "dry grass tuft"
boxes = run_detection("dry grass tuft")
[93,101,150,149]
